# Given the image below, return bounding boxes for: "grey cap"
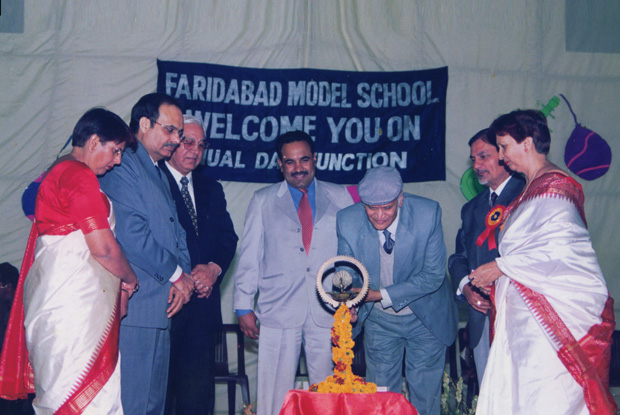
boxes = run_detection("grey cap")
[358,167,403,205]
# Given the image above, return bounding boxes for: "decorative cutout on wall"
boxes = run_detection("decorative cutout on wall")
[560,94,612,181]
[460,167,485,201]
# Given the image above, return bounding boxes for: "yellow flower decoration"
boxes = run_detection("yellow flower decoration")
[310,304,377,394]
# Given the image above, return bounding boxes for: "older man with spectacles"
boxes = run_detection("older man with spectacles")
[159,115,238,415]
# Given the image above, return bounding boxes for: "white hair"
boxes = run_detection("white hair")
[182,114,205,136]
[183,114,203,126]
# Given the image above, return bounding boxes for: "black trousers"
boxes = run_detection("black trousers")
[165,325,217,415]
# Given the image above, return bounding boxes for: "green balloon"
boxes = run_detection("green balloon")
[460,167,486,201]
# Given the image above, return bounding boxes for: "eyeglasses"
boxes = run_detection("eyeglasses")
[152,120,184,138]
[181,137,209,151]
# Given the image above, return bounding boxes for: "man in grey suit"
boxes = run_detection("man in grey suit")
[100,93,196,415]
[337,167,457,415]
[233,131,353,415]
[448,129,524,387]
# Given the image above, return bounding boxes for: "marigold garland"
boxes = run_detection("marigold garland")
[309,304,377,394]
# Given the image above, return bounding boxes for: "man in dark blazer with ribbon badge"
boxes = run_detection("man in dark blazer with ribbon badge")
[448,129,525,387]
[160,115,238,415]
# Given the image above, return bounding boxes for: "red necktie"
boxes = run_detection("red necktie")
[298,189,313,255]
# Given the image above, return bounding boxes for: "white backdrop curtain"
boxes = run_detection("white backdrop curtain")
[1,1,619,412]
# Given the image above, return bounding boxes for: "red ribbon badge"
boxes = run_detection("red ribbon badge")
[475,205,505,250]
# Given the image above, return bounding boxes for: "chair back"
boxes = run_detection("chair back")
[214,325,230,376]
[214,323,251,415]
[214,323,247,377]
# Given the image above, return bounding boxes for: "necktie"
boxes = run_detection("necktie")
[155,165,169,188]
[383,229,394,254]
[490,191,498,209]
[298,188,312,255]
[180,176,199,237]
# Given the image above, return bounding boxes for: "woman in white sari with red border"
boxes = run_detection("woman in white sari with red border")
[470,109,616,415]
[0,108,139,414]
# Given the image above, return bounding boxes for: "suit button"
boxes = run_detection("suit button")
[300,248,304,252]
[306,267,311,272]
[297,228,301,233]
[169,217,174,222]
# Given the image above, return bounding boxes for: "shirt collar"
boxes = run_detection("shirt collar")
[491,174,512,197]
[286,178,316,198]
[165,160,192,185]
[377,207,400,238]
[149,155,158,166]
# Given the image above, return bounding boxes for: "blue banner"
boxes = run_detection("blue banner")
[157,60,447,184]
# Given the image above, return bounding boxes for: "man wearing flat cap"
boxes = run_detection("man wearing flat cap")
[336,167,457,415]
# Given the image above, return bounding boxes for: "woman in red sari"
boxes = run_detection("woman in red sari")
[470,110,615,415]
[0,108,139,414]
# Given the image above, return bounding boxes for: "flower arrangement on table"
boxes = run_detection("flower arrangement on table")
[309,304,376,394]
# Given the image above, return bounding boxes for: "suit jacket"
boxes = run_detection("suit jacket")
[337,194,458,346]
[159,162,238,331]
[99,141,191,329]
[233,179,353,329]
[448,174,525,347]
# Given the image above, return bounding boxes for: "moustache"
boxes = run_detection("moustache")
[163,143,179,149]
[292,171,308,177]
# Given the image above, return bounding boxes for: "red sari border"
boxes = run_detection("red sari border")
[0,224,37,399]
[502,172,586,226]
[0,221,122,414]
[55,293,121,415]
[491,171,616,414]
[513,281,616,415]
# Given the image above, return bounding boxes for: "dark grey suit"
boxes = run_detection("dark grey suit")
[160,162,238,415]
[100,141,191,415]
[448,174,525,383]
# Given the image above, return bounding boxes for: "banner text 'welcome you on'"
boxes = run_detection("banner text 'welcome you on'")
[157,60,447,184]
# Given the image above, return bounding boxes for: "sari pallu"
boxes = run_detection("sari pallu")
[24,222,123,415]
[476,173,616,415]
[1,160,124,414]
[0,216,123,414]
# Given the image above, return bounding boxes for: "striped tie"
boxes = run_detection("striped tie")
[180,176,199,237]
